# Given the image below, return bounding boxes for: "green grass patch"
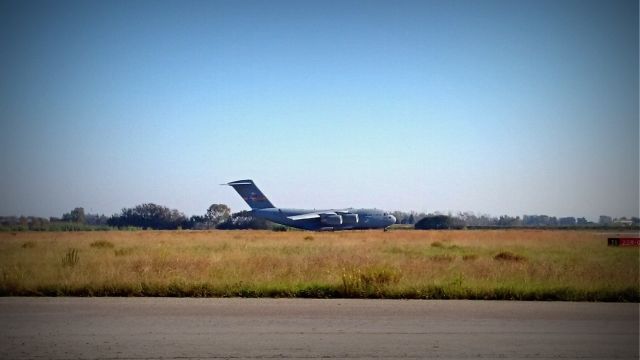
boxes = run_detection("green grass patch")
[0,282,636,302]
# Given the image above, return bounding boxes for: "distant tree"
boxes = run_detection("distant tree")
[206,204,231,228]
[62,207,86,223]
[187,215,207,230]
[495,215,521,227]
[459,212,490,226]
[26,217,48,230]
[216,210,268,230]
[107,203,187,229]
[29,217,40,229]
[407,213,415,225]
[85,213,108,226]
[391,211,406,224]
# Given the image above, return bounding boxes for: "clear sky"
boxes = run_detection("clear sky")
[0,0,638,220]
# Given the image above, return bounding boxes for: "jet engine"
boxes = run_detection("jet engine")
[341,213,359,225]
[320,214,342,226]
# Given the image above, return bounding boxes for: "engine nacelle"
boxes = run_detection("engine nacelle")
[341,213,359,225]
[320,214,342,226]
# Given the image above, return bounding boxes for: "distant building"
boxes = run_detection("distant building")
[599,215,613,225]
[558,217,576,226]
[613,218,633,226]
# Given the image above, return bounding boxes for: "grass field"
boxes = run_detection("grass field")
[0,230,638,301]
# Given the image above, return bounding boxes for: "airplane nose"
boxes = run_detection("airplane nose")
[388,215,396,225]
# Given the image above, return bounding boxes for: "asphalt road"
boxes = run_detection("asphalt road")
[0,298,637,359]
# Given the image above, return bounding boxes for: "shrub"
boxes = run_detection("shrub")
[494,251,526,262]
[90,240,114,249]
[359,267,400,287]
[462,254,478,261]
[21,241,36,249]
[430,254,455,262]
[62,248,80,267]
[114,248,134,256]
[341,266,401,296]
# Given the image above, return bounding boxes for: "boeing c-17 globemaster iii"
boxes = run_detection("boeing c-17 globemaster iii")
[223,179,396,231]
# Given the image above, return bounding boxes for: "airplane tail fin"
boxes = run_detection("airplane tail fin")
[224,179,275,209]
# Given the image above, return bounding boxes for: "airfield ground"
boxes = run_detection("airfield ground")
[1,298,638,359]
[0,230,638,300]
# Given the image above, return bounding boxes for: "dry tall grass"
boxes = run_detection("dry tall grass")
[1,230,637,300]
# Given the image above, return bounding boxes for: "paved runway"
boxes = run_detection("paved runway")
[0,298,637,359]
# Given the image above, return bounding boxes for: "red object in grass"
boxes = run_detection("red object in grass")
[608,238,640,246]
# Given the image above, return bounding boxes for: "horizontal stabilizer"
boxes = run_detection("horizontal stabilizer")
[225,181,254,185]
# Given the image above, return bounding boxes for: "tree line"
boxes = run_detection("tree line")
[0,204,272,231]
[1,205,638,231]
[105,203,272,230]
[414,213,640,230]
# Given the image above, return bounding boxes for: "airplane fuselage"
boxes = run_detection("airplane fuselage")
[254,207,396,231]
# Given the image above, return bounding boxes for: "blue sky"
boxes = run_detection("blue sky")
[0,0,638,220]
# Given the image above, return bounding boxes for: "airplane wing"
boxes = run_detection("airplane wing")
[287,213,323,221]
[287,210,352,221]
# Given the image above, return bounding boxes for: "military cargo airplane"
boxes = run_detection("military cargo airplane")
[224,179,396,231]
